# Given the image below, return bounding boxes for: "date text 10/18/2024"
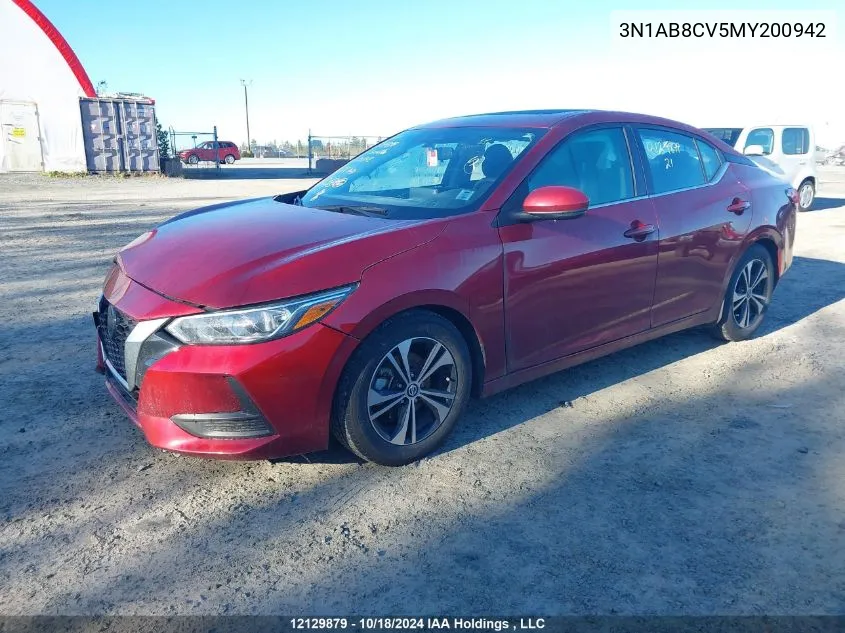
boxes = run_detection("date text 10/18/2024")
[290,618,547,630]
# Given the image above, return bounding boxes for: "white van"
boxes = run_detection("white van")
[703,125,816,211]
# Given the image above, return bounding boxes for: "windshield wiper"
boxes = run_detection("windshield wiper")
[316,204,389,217]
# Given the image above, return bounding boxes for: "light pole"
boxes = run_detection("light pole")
[240,79,252,154]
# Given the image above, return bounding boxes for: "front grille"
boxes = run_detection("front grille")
[97,296,136,379]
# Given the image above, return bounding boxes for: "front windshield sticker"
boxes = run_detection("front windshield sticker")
[426,148,438,167]
[330,178,347,187]
[456,189,474,201]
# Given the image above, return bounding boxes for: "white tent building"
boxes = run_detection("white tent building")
[0,0,95,172]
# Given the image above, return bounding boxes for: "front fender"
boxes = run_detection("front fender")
[322,213,506,382]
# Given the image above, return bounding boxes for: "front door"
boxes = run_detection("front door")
[0,101,43,172]
[498,126,659,372]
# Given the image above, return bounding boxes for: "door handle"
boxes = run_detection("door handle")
[623,222,656,241]
[727,198,751,214]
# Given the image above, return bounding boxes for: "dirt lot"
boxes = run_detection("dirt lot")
[1,169,844,615]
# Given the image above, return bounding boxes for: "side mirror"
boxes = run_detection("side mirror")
[744,144,766,156]
[520,186,589,221]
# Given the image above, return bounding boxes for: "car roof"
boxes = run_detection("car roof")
[703,124,813,130]
[416,109,716,134]
[416,109,590,129]
[414,109,746,157]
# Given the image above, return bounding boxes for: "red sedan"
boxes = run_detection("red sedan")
[95,110,796,465]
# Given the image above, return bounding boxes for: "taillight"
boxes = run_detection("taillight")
[786,187,799,205]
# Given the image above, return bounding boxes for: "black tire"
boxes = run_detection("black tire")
[187,154,199,165]
[797,178,815,212]
[711,244,775,342]
[331,310,472,466]
[224,154,235,164]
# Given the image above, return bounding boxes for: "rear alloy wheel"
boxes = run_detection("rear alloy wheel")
[797,179,815,212]
[224,154,236,164]
[332,311,471,466]
[711,244,774,342]
[187,154,199,165]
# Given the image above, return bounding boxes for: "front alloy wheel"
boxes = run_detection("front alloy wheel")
[332,311,471,466]
[367,337,457,445]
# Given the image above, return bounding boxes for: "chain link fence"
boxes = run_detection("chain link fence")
[307,133,383,174]
[168,126,221,170]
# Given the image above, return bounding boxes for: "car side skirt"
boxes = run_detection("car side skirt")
[482,308,719,398]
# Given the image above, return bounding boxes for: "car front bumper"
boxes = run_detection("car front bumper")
[96,285,358,460]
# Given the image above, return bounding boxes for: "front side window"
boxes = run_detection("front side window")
[518,127,634,206]
[745,128,774,155]
[638,128,705,194]
[299,127,543,219]
[782,128,810,155]
[696,139,723,181]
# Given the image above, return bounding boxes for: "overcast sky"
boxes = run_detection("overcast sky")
[35,0,845,147]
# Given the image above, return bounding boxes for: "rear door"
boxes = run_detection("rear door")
[634,127,752,327]
[498,125,660,371]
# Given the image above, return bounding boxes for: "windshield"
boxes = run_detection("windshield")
[300,127,543,219]
[702,128,743,147]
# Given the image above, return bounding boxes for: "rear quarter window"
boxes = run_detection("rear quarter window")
[695,139,723,181]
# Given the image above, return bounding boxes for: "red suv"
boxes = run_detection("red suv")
[96,110,796,465]
[179,141,240,165]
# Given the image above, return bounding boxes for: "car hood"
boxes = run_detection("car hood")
[117,197,444,309]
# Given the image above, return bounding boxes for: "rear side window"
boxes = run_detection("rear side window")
[637,129,705,194]
[696,139,723,181]
[782,128,810,155]
[523,127,634,206]
[745,128,774,155]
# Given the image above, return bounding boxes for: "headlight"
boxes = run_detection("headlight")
[165,285,356,345]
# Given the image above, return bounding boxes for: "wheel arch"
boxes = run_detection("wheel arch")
[731,227,784,287]
[333,291,487,399]
[751,236,780,287]
[713,231,783,323]
[416,304,486,398]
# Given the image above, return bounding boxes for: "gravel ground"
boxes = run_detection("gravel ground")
[1,170,844,615]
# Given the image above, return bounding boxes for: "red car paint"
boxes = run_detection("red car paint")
[97,110,796,459]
